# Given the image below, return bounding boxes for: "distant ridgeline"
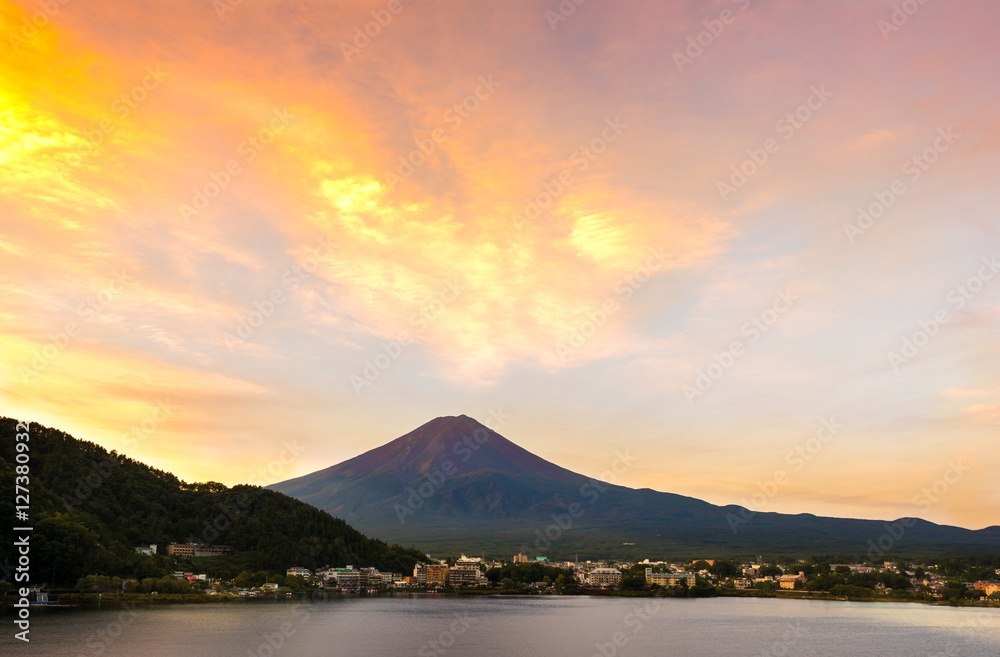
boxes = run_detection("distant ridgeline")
[0,418,427,587]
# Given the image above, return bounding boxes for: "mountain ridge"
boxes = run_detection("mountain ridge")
[0,417,428,587]
[270,416,999,558]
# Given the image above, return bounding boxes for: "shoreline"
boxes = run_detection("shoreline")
[3,589,997,613]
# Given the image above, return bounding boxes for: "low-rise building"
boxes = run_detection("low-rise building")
[778,572,806,589]
[329,566,360,587]
[645,569,695,588]
[455,555,483,569]
[286,567,312,579]
[166,542,232,557]
[588,568,622,588]
[973,581,1000,596]
[446,568,480,587]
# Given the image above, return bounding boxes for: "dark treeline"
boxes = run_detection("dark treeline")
[0,418,427,587]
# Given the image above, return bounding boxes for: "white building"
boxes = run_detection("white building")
[588,568,622,588]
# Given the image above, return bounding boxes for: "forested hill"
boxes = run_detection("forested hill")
[0,418,427,587]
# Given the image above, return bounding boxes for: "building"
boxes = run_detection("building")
[973,581,1000,596]
[446,568,480,587]
[455,555,483,569]
[512,553,529,564]
[329,566,360,587]
[779,572,806,589]
[286,567,311,579]
[734,578,754,590]
[165,543,232,557]
[588,568,622,588]
[134,544,157,556]
[166,543,195,557]
[359,567,382,586]
[645,569,695,588]
[426,564,449,587]
[413,563,428,585]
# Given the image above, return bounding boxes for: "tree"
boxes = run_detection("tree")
[619,574,646,591]
[233,570,252,588]
[501,577,516,590]
[708,560,740,579]
[760,565,783,578]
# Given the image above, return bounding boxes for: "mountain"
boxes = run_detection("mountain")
[270,415,1000,559]
[0,418,427,587]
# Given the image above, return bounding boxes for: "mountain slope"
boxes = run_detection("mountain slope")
[0,417,427,587]
[270,416,1000,559]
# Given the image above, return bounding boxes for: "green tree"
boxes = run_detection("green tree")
[619,574,646,591]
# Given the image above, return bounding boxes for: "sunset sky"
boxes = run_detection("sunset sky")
[2,0,998,530]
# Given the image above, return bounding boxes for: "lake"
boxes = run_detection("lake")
[5,595,1000,656]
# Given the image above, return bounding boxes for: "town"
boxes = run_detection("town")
[64,542,1000,605]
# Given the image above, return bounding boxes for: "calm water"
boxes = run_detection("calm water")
[5,595,1000,656]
